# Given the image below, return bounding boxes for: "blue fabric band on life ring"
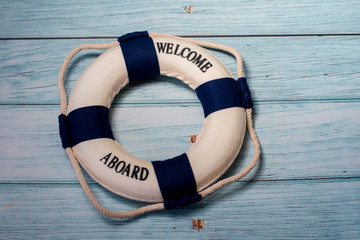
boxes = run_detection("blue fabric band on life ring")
[152,153,202,209]
[119,31,160,83]
[237,77,253,109]
[117,31,149,43]
[196,77,253,118]
[58,114,71,148]
[58,106,114,148]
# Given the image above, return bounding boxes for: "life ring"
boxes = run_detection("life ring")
[59,31,253,209]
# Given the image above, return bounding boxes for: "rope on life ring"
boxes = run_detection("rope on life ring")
[58,31,261,219]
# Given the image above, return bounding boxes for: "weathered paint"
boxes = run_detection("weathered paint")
[0,0,359,239]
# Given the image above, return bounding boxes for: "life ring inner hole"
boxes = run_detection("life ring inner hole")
[109,75,203,162]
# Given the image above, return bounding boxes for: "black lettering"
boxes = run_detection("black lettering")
[139,167,149,181]
[122,163,131,177]
[187,51,197,61]
[115,160,126,173]
[107,156,119,168]
[131,165,140,179]
[200,62,213,73]
[173,44,181,56]
[180,47,191,58]
[192,54,207,68]
[100,153,149,181]
[99,153,111,165]
[156,42,213,74]
[156,42,167,53]
[166,43,174,54]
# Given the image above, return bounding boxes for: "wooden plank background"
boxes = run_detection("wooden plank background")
[0,1,359,239]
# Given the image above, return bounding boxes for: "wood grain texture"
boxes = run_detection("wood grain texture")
[0,0,359,238]
[0,102,359,182]
[0,179,359,239]
[1,0,360,38]
[1,36,360,105]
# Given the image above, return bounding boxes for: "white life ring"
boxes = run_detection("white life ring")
[61,32,251,208]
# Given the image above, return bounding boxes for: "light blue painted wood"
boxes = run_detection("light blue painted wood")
[0,0,359,38]
[0,36,359,105]
[0,0,359,238]
[0,102,359,182]
[0,179,359,239]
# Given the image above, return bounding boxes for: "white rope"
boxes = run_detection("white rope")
[58,33,261,218]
